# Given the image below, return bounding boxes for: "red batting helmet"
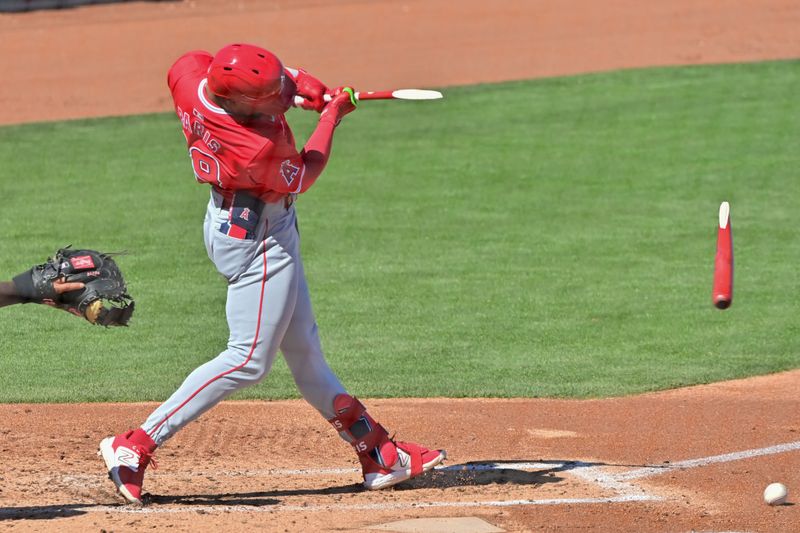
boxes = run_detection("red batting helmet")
[207,43,293,116]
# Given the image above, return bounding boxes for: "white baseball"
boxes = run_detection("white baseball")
[763,482,788,505]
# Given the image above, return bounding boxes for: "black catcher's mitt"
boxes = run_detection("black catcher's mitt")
[12,248,134,326]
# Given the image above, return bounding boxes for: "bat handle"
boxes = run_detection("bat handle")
[293,93,358,106]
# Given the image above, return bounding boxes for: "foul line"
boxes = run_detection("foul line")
[616,440,800,481]
[568,461,651,498]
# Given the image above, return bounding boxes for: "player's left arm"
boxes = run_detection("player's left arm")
[285,66,329,112]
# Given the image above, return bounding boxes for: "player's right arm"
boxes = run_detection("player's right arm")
[249,88,358,195]
[285,67,328,112]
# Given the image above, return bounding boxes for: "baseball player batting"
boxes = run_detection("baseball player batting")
[98,43,446,504]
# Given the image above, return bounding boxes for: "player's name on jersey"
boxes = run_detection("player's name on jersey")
[177,105,221,153]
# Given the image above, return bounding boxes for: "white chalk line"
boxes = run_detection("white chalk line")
[47,494,659,516]
[615,440,800,481]
[568,461,654,500]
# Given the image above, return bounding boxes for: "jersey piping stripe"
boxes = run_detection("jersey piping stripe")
[148,244,269,437]
[197,78,227,115]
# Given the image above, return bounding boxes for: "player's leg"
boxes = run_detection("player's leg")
[279,257,345,417]
[139,239,298,445]
[280,255,446,490]
[100,198,299,503]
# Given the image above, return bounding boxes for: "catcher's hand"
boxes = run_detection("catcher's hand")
[54,279,85,294]
[13,247,135,326]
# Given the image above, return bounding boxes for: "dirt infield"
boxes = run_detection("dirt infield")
[3,373,800,532]
[1,0,799,531]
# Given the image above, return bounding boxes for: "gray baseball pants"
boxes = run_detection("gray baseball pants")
[141,190,346,446]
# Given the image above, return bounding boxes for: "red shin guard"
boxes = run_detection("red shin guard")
[328,394,445,489]
[329,394,396,466]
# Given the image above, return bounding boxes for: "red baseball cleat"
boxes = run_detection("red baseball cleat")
[98,430,157,504]
[360,438,447,490]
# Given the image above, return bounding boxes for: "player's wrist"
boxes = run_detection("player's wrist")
[0,281,24,308]
[11,269,40,302]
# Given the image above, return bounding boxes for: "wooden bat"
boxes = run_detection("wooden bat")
[294,89,443,107]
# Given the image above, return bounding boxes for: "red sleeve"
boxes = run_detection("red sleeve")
[167,51,213,92]
[296,116,338,192]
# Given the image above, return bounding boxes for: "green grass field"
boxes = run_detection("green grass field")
[0,60,798,402]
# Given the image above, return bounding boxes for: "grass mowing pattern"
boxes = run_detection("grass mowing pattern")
[0,60,798,402]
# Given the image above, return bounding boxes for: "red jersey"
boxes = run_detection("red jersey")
[167,51,306,203]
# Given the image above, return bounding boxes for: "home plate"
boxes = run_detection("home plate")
[368,516,504,533]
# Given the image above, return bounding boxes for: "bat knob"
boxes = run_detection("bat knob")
[713,296,731,310]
